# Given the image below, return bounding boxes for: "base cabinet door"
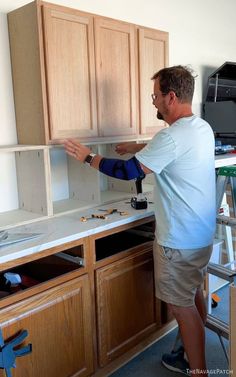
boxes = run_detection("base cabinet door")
[96,248,158,366]
[0,276,94,377]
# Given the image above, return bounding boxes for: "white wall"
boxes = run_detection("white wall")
[0,0,236,213]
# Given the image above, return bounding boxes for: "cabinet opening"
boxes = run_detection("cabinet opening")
[0,245,84,298]
[95,221,155,261]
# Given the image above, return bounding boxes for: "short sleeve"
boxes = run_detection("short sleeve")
[135,130,176,174]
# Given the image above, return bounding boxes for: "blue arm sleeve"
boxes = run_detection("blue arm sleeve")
[99,156,145,180]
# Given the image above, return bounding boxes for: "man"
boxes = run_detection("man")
[63,66,216,377]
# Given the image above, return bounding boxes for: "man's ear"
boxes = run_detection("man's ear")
[168,91,177,104]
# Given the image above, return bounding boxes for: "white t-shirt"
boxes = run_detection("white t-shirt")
[136,115,216,249]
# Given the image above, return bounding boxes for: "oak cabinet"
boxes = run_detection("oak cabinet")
[8,1,168,145]
[94,225,159,366]
[0,239,94,377]
[0,216,170,376]
[0,276,94,377]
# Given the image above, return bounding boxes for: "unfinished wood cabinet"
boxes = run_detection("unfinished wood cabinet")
[8,2,97,144]
[138,27,169,136]
[94,17,137,138]
[8,1,168,145]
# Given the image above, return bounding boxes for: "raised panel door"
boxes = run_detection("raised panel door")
[96,248,158,366]
[0,276,94,377]
[95,17,138,137]
[42,5,98,140]
[138,27,169,136]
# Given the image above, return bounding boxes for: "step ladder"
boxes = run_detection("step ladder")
[216,166,236,263]
[206,165,236,362]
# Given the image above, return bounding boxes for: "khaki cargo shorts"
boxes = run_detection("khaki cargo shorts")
[153,242,213,307]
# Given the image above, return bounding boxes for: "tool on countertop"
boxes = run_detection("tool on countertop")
[0,328,32,377]
[80,214,107,222]
[80,208,129,222]
[130,177,148,210]
[98,208,129,216]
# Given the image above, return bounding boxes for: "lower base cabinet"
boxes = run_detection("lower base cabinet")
[0,217,165,376]
[0,276,94,377]
[96,248,158,366]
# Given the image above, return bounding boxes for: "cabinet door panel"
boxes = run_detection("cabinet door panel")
[139,27,169,135]
[0,276,94,377]
[96,249,157,366]
[95,17,137,137]
[43,6,98,140]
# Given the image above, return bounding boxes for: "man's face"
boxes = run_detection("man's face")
[152,79,168,121]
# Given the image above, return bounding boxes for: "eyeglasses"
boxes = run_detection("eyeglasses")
[151,92,168,101]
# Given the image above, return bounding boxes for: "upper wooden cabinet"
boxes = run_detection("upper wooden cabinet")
[95,17,137,137]
[8,1,168,144]
[8,2,98,144]
[138,27,169,135]
[42,5,98,140]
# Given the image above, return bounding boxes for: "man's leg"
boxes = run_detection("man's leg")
[195,287,207,324]
[169,302,207,377]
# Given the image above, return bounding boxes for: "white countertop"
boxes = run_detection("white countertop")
[0,199,155,265]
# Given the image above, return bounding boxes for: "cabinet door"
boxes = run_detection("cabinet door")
[95,17,138,137]
[96,248,158,366]
[138,27,169,136]
[0,276,94,377]
[42,5,98,140]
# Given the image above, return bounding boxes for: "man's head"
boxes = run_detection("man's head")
[151,65,195,122]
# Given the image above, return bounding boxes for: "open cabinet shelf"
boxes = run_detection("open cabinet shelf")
[0,143,154,230]
[0,146,52,230]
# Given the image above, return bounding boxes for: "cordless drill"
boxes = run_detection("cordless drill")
[131,177,148,209]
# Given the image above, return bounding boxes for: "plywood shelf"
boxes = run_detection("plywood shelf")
[0,209,47,230]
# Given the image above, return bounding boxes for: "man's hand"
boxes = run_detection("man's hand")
[115,142,146,155]
[63,139,91,162]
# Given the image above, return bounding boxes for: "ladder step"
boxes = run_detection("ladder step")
[218,166,236,177]
[206,314,229,339]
